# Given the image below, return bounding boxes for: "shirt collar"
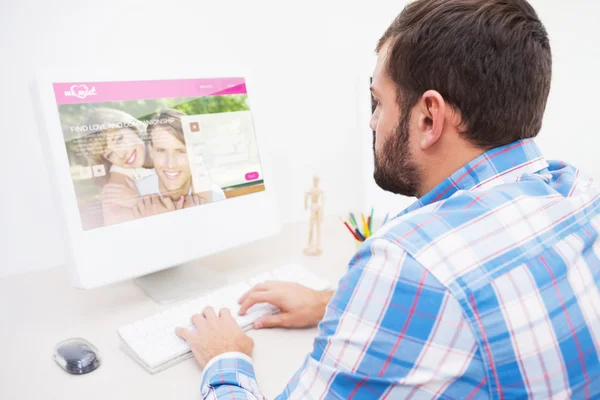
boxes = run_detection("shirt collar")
[399,139,549,216]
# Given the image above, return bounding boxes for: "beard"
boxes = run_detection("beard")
[373,111,421,197]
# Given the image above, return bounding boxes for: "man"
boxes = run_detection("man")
[133,109,226,217]
[176,0,600,398]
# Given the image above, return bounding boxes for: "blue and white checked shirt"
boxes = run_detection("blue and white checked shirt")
[201,139,600,399]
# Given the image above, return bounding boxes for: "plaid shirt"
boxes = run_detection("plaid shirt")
[201,139,600,399]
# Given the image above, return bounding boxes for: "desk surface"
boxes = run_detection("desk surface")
[0,217,356,400]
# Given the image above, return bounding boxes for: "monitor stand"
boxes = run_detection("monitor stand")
[133,264,228,305]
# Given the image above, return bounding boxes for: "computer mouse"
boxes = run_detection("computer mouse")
[53,338,100,374]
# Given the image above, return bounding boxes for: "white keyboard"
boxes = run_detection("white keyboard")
[118,264,331,373]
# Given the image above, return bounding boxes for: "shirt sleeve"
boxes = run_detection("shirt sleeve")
[200,238,488,399]
[200,352,265,400]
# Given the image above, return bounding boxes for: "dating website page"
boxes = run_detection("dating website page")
[52,78,265,230]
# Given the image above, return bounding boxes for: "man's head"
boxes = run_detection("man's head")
[147,109,192,196]
[371,0,552,197]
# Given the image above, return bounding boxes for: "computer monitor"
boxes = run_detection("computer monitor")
[34,67,279,301]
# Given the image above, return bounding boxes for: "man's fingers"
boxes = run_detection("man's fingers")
[100,186,124,198]
[101,193,137,202]
[219,308,232,318]
[101,190,126,199]
[191,313,206,329]
[253,314,288,329]
[101,183,124,190]
[186,195,195,207]
[135,200,146,217]
[175,327,192,340]
[202,306,217,321]
[238,283,271,304]
[238,291,277,315]
[100,185,118,195]
[151,195,162,205]
[161,196,175,211]
[100,186,134,196]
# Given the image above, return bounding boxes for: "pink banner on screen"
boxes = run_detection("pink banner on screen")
[53,78,247,104]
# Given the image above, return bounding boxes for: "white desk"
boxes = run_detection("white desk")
[0,217,357,400]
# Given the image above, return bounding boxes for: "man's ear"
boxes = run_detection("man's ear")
[417,90,446,150]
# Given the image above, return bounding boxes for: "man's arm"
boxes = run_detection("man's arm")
[191,238,489,399]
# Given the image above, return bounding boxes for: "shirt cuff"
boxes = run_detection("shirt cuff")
[200,351,253,382]
[200,352,260,399]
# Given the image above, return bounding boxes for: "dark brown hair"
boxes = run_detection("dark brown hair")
[377,0,552,149]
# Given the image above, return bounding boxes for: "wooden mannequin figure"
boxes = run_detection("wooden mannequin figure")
[304,175,325,256]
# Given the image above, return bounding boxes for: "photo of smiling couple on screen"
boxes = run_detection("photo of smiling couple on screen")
[53,78,265,231]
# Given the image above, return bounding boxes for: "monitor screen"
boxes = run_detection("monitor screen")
[52,78,265,230]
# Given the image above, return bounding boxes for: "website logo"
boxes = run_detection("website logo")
[64,84,97,99]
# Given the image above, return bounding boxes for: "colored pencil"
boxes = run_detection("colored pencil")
[343,210,391,242]
[341,219,361,241]
[349,212,358,228]
[355,228,366,241]
[361,214,370,238]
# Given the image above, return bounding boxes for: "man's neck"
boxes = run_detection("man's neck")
[159,179,192,200]
[417,145,487,198]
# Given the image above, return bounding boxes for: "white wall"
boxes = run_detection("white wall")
[1,0,598,278]
[0,0,375,278]
[360,0,600,218]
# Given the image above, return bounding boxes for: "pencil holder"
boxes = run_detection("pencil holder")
[342,210,389,252]
[355,240,364,251]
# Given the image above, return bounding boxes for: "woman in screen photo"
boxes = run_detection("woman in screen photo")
[82,108,155,224]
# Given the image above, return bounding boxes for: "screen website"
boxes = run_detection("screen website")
[53,78,265,230]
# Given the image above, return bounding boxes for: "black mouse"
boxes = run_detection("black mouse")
[53,338,100,374]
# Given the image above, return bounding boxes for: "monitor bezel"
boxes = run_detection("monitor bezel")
[35,66,279,288]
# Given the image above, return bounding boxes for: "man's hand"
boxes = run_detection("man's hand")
[100,177,139,208]
[181,194,205,209]
[176,307,254,369]
[133,195,176,218]
[173,195,206,210]
[238,282,333,329]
